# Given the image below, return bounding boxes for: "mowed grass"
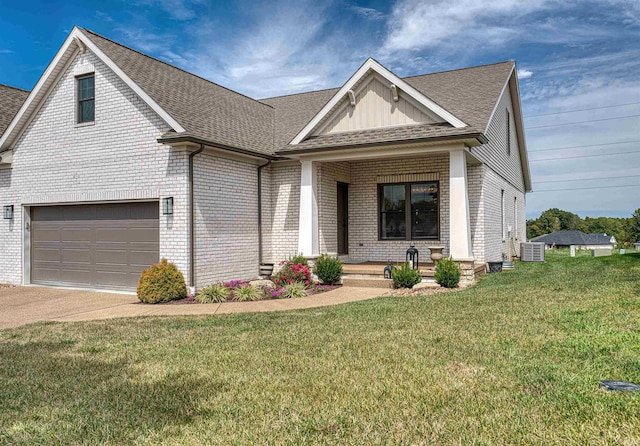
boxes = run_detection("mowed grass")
[1,254,639,445]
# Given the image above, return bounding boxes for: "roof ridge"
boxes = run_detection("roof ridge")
[0,83,30,93]
[79,28,274,111]
[402,60,515,80]
[260,60,515,101]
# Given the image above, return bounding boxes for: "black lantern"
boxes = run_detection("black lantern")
[162,197,174,215]
[383,260,394,279]
[3,205,13,220]
[406,243,419,270]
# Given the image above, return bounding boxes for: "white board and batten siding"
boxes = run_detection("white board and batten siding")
[314,75,442,135]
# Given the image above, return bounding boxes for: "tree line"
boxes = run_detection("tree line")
[527,208,640,246]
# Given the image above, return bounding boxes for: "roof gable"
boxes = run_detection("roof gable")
[312,72,444,136]
[289,58,467,145]
[0,27,185,151]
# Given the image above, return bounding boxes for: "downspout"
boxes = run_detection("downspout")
[257,159,271,265]
[189,143,205,289]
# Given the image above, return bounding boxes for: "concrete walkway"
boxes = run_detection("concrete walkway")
[0,285,384,329]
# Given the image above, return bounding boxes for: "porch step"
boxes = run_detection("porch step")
[342,263,435,277]
[342,276,394,289]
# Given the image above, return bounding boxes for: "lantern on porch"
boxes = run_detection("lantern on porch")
[406,243,419,270]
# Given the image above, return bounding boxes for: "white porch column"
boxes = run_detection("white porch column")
[297,160,319,256]
[449,149,473,260]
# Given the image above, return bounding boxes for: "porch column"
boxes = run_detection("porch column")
[297,160,319,256]
[449,149,473,260]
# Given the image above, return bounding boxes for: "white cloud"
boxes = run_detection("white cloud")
[350,5,385,20]
[517,69,533,79]
[381,0,548,53]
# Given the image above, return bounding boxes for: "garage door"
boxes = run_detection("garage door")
[31,202,159,291]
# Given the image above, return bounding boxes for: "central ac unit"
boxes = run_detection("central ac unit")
[521,242,545,262]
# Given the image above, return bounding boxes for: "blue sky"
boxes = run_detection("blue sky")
[1,0,639,219]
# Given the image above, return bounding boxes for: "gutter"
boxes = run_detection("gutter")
[188,143,205,289]
[257,160,271,265]
[158,134,279,161]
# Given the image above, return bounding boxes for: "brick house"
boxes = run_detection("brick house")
[0,27,531,291]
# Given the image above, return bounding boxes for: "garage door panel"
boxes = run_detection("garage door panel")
[61,248,92,264]
[31,202,159,291]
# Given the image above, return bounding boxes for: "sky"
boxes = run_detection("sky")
[0,0,639,220]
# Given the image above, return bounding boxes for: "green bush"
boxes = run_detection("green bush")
[434,257,461,288]
[313,254,343,284]
[137,258,187,304]
[391,262,422,289]
[233,284,264,302]
[283,281,308,298]
[195,284,230,303]
[290,254,309,266]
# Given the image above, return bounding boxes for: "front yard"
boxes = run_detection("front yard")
[1,253,639,444]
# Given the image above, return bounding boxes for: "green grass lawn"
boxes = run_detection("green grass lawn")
[1,253,639,445]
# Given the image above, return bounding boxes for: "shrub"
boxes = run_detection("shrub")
[233,284,264,302]
[137,258,187,304]
[273,261,312,287]
[391,262,422,289]
[290,254,309,266]
[434,257,461,288]
[195,284,230,303]
[283,281,308,298]
[313,254,343,284]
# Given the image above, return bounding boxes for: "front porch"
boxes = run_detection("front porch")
[293,142,484,278]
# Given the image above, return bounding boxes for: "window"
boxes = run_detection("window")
[501,189,505,238]
[506,109,511,155]
[77,74,95,123]
[379,182,439,240]
[514,197,518,237]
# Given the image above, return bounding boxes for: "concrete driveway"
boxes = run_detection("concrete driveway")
[0,286,137,330]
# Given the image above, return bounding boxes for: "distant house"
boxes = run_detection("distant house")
[635,240,640,251]
[531,230,616,250]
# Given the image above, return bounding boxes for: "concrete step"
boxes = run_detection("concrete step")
[342,265,435,277]
[342,276,394,289]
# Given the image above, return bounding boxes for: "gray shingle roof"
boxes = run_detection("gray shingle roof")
[0,84,29,137]
[81,29,275,157]
[262,61,513,153]
[81,29,514,158]
[531,230,615,246]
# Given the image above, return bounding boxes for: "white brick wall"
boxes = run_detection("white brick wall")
[265,162,301,264]
[0,50,189,285]
[193,152,260,285]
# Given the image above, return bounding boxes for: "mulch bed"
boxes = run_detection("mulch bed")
[156,284,343,305]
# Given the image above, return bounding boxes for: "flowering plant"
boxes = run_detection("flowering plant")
[222,279,249,290]
[272,261,313,287]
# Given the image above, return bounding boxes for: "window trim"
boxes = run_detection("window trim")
[77,73,95,124]
[377,181,440,241]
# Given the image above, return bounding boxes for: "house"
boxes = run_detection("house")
[531,230,616,250]
[0,27,531,292]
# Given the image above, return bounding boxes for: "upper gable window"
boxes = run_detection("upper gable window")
[506,109,511,155]
[77,74,95,123]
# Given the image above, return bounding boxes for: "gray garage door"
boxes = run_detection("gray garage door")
[31,202,159,291]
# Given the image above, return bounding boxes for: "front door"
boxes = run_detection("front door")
[337,182,349,255]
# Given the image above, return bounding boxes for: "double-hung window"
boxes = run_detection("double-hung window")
[379,182,439,240]
[77,74,95,123]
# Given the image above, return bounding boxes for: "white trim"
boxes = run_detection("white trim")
[290,58,467,145]
[0,27,184,150]
[0,150,12,165]
[298,142,465,162]
[297,160,319,256]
